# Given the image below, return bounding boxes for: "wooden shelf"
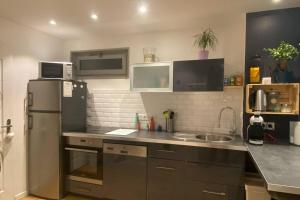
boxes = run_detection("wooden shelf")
[245,83,300,115]
[246,111,298,115]
[224,86,243,89]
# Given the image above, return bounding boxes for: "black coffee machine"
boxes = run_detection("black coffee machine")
[247,113,264,145]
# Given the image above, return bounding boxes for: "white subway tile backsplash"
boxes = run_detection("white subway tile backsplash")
[87,89,243,134]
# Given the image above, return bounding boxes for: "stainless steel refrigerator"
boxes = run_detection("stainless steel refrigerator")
[27,80,87,199]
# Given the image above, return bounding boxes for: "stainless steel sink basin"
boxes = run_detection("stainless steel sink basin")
[196,134,234,142]
[172,132,234,143]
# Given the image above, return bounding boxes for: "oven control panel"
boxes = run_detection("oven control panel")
[66,137,103,148]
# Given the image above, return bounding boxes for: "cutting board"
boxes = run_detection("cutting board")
[105,129,137,136]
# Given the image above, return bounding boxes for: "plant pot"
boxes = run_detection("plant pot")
[278,59,289,71]
[198,50,209,60]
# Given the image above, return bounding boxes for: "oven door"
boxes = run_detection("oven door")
[65,147,103,185]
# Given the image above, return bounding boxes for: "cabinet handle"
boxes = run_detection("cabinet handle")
[65,147,98,154]
[156,149,175,153]
[76,187,92,193]
[120,150,128,154]
[203,190,226,196]
[28,92,33,106]
[28,115,33,130]
[156,166,176,171]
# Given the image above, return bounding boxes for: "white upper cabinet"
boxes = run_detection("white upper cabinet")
[131,62,173,92]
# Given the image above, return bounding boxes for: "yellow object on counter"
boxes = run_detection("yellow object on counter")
[250,66,260,83]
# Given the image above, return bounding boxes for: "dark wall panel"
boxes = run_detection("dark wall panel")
[244,8,300,141]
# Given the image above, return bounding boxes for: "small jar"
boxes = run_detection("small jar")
[235,75,243,86]
[281,103,292,113]
[143,47,156,63]
[224,76,230,86]
[230,76,235,86]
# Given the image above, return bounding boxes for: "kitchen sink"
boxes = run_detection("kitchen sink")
[195,133,234,142]
[172,132,234,143]
[172,133,197,141]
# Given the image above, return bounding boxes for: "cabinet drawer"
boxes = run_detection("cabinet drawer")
[148,158,185,200]
[186,147,245,167]
[148,143,186,160]
[65,180,105,198]
[186,162,244,186]
[184,181,243,200]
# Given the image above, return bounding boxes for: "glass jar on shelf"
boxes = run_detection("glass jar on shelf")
[143,47,156,63]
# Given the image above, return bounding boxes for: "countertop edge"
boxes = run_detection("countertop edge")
[62,132,247,151]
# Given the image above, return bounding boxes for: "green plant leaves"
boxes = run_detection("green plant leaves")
[194,28,218,50]
[264,41,299,60]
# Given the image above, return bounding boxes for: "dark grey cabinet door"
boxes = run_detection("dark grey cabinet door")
[185,162,244,186]
[103,153,147,200]
[184,181,243,200]
[147,158,185,200]
[173,59,224,91]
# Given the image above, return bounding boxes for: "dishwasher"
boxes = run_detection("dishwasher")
[103,142,147,200]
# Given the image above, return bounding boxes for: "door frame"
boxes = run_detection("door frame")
[0,57,4,198]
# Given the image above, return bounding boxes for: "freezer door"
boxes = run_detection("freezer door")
[28,112,62,199]
[28,80,61,112]
[62,81,87,132]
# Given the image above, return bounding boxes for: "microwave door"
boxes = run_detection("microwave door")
[28,80,62,112]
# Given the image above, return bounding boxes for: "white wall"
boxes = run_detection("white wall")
[65,13,246,134]
[0,17,64,200]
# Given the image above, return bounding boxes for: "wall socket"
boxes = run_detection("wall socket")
[262,122,275,130]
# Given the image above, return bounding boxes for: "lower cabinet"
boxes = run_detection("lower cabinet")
[147,144,245,200]
[147,158,185,200]
[184,181,243,200]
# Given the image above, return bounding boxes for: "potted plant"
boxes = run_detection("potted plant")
[194,28,218,59]
[264,41,299,71]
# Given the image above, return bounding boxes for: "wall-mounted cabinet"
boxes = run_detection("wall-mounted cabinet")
[71,48,129,78]
[173,59,224,92]
[246,83,300,115]
[131,62,173,92]
[131,59,225,92]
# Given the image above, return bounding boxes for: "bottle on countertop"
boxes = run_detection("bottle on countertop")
[156,124,162,132]
[135,113,141,131]
[149,116,155,132]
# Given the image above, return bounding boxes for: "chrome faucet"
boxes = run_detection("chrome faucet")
[218,106,237,135]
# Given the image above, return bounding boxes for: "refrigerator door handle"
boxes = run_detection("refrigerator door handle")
[28,115,33,129]
[28,92,33,106]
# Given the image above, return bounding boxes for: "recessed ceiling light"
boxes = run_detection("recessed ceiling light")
[272,0,281,3]
[91,13,98,20]
[138,4,148,14]
[49,20,57,25]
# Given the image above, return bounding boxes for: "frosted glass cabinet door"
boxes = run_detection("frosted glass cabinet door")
[131,62,173,92]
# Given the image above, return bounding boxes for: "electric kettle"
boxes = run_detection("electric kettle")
[250,89,267,111]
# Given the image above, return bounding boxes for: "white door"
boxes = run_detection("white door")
[0,56,4,198]
[0,46,16,200]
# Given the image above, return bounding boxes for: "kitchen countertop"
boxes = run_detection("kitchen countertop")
[63,128,247,151]
[247,144,300,195]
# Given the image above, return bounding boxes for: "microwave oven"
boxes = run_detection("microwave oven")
[39,61,73,80]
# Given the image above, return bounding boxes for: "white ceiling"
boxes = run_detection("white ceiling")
[0,0,300,39]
